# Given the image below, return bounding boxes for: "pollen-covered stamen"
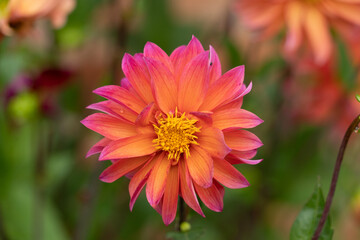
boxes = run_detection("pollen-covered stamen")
[153,109,200,164]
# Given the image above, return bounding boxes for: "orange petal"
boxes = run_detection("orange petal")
[209,45,221,84]
[199,66,244,111]
[304,6,332,65]
[86,138,111,158]
[178,51,210,112]
[223,129,263,151]
[99,155,150,183]
[144,42,174,73]
[194,181,224,212]
[162,165,179,225]
[81,113,137,140]
[87,100,137,123]
[226,154,263,165]
[135,102,156,127]
[174,36,205,84]
[122,53,154,103]
[99,134,156,160]
[197,127,231,159]
[129,155,157,210]
[170,45,186,69]
[179,160,204,217]
[212,108,263,130]
[145,57,177,113]
[93,85,146,114]
[146,153,171,207]
[323,1,360,25]
[186,145,213,188]
[284,1,304,54]
[231,149,258,159]
[213,158,249,189]
[189,111,213,127]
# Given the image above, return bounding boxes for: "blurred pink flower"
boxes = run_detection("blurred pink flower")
[283,61,360,136]
[81,36,263,225]
[0,0,75,37]
[237,0,360,65]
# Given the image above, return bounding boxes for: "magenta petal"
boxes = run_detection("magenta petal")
[189,111,213,126]
[99,156,150,183]
[144,42,173,73]
[87,100,137,123]
[162,165,179,225]
[195,181,224,212]
[86,138,111,158]
[226,154,263,165]
[213,158,250,189]
[200,65,245,111]
[178,51,210,112]
[174,36,205,84]
[186,146,213,188]
[209,45,221,84]
[145,57,177,113]
[122,53,154,103]
[129,156,156,210]
[179,160,205,217]
[212,108,263,130]
[170,45,186,69]
[81,113,137,140]
[99,134,156,160]
[93,85,146,114]
[146,153,171,207]
[135,102,156,127]
[223,129,263,151]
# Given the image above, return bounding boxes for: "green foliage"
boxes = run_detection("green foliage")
[290,183,333,240]
[166,228,204,240]
[8,92,40,123]
[336,36,357,91]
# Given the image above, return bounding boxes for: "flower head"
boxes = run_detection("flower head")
[81,36,263,225]
[237,0,360,65]
[0,0,75,37]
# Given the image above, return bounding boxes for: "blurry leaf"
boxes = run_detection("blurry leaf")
[290,183,333,240]
[223,37,243,68]
[336,36,357,91]
[8,91,40,123]
[1,184,69,240]
[47,151,73,192]
[167,228,204,240]
[356,94,360,103]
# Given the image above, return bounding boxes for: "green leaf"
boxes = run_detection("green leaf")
[166,228,204,240]
[290,183,333,240]
[356,94,360,103]
[335,35,357,91]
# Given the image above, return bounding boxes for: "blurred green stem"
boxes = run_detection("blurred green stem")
[33,120,51,240]
[177,198,188,231]
[312,114,360,240]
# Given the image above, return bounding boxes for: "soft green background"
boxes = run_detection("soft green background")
[0,0,359,239]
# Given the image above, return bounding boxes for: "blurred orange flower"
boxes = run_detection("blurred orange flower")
[0,0,75,37]
[237,0,360,65]
[81,36,263,225]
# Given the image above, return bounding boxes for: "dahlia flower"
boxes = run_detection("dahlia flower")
[0,0,74,37]
[81,36,263,225]
[237,0,360,65]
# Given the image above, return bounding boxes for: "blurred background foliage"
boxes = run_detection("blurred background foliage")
[0,0,360,239]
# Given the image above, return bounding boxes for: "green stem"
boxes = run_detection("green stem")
[177,198,188,231]
[312,114,360,239]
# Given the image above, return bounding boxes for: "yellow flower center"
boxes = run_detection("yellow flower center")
[153,109,200,164]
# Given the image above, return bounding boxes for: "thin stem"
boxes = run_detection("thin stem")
[177,198,188,231]
[312,114,360,240]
